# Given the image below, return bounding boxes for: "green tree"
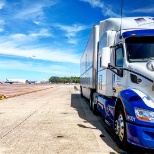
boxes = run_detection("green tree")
[49,76,80,84]
[49,76,60,83]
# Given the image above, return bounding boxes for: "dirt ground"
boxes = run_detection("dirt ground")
[0,84,53,98]
[0,84,123,154]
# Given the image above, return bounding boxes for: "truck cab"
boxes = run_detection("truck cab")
[80,17,154,149]
[98,19,154,148]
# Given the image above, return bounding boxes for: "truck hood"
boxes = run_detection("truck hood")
[127,62,154,107]
[128,62,154,82]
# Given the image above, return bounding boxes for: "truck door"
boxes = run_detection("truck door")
[112,45,125,96]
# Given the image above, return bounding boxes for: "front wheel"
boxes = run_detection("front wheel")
[114,106,127,147]
[80,87,83,97]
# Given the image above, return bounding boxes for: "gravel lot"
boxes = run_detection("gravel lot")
[0,84,123,154]
[0,84,53,98]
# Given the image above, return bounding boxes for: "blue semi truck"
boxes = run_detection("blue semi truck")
[80,17,154,148]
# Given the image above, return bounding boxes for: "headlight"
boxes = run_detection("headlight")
[135,108,154,122]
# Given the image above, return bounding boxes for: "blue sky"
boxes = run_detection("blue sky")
[0,0,153,81]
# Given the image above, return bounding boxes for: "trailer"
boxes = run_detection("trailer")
[80,17,154,149]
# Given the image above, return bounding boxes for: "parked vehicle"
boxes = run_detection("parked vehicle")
[80,17,154,149]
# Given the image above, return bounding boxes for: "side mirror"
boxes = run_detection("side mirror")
[101,47,110,68]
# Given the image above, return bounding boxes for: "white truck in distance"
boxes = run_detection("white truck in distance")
[80,17,154,149]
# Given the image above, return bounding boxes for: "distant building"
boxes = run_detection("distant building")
[5,79,29,84]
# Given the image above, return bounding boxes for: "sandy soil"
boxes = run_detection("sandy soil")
[0,84,122,154]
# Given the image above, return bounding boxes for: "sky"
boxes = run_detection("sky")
[0,0,154,81]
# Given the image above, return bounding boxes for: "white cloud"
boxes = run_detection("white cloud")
[132,7,154,13]
[7,28,52,44]
[11,34,27,39]
[33,21,40,25]
[105,7,120,17]
[55,24,88,44]
[0,0,57,27]
[0,59,79,77]
[0,60,31,70]
[56,24,87,36]
[80,0,104,8]
[14,0,58,21]
[0,24,80,63]
[0,19,5,32]
[15,4,44,20]
[67,39,78,45]
[0,28,4,32]
[80,0,119,17]
[0,0,5,9]
[0,19,4,24]
[29,28,52,37]
[0,39,80,63]
[29,48,80,63]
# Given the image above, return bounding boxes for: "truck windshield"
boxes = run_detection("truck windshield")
[125,36,154,62]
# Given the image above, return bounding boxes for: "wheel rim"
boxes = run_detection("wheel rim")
[115,113,124,141]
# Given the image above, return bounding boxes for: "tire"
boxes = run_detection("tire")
[80,87,83,97]
[114,106,127,147]
[89,94,92,110]
[91,94,97,114]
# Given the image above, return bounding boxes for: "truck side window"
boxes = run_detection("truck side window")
[115,48,123,67]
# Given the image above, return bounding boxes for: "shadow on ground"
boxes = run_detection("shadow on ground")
[71,93,124,154]
[71,94,154,154]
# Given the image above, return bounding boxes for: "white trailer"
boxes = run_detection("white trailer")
[80,17,154,149]
[80,25,99,99]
